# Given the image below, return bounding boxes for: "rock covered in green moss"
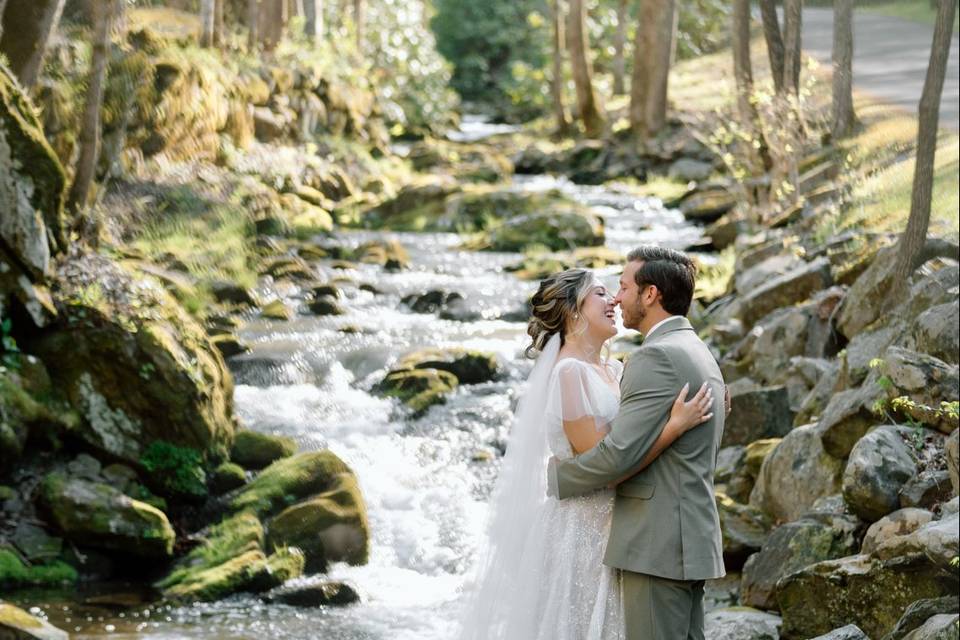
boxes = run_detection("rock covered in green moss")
[266,472,370,572]
[229,451,352,518]
[231,431,297,470]
[40,472,175,558]
[210,462,248,494]
[30,255,235,464]
[396,348,501,385]
[0,547,77,590]
[0,366,77,467]
[261,299,293,320]
[0,601,69,640]
[374,368,458,415]
[139,440,208,502]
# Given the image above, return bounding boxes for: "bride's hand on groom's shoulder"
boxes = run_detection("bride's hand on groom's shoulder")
[670,382,713,433]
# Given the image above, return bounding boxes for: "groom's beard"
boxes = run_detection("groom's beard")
[624,301,646,330]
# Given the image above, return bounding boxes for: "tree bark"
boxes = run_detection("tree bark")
[304,0,322,43]
[213,0,224,46]
[200,0,215,47]
[550,0,571,135]
[0,0,67,88]
[893,0,959,285]
[758,0,785,94]
[732,0,772,173]
[260,0,286,50]
[612,0,627,95]
[353,0,364,49]
[630,0,675,140]
[66,0,114,216]
[782,0,803,94]
[247,0,259,50]
[0,0,7,42]
[831,0,855,138]
[567,0,605,137]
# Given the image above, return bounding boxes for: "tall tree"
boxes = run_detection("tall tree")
[893,0,959,285]
[612,0,627,95]
[214,0,225,46]
[567,0,605,137]
[260,0,287,50]
[550,0,571,134]
[66,0,116,216]
[353,0,364,49]
[732,0,771,173]
[0,0,7,41]
[247,0,259,50]
[304,0,322,43]
[758,0,785,94]
[0,0,66,88]
[630,0,675,140]
[200,0,215,47]
[782,0,803,94]
[831,0,855,138]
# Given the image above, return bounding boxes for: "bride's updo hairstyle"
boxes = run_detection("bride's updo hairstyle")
[525,268,594,358]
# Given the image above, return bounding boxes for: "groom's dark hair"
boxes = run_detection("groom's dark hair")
[626,245,697,316]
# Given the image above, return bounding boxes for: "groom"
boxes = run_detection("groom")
[547,245,726,640]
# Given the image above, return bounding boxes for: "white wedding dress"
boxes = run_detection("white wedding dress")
[459,334,626,640]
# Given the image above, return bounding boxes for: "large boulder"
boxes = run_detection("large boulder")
[395,348,501,385]
[872,513,960,571]
[0,602,69,640]
[862,508,935,555]
[901,615,960,640]
[40,472,175,558]
[230,430,297,470]
[374,368,458,416]
[816,385,885,459]
[750,424,845,523]
[724,386,794,448]
[777,553,957,639]
[740,513,861,610]
[842,426,918,522]
[230,450,353,519]
[737,258,833,327]
[727,439,781,503]
[29,255,235,463]
[811,626,870,640]
[717,492,772,567]
[904,301,959,365]
[899,470,954,510]
[884,597,960,640]
[703,607,782,640]
[266,472,369,572]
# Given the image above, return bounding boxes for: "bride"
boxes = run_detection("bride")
[459,268,713,640]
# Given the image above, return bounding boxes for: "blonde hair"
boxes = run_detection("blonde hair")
[525,269,595,359]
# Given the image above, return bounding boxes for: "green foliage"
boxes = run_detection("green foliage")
[676,0,731,60]
[0,317,20,370]
[140,440,208,501]
[0,548,78,589]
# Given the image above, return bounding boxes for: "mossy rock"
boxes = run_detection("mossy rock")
[0,602,69,640]
[397,348,501,385]
[261,299,293,320]
[230,450,353,518]
[505,246,625,281]
[40,472,175,558]
[0,365,77,468]
[231,431,297,470]
[374,368,458,415]
[266,473,369,572]
[480,209,605,253]
[139,440,208,503]
[210,462,247,494]
[29,259,234,464]
[0,547,78,590]
[355,239,409,270]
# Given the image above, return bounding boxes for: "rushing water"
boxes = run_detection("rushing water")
[27,128,726,639]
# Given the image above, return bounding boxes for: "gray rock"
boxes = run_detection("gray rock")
[882,347,960,416]
[668,158,713,182]
[900,470,954,510]
[905,301,960,365]
[724,386,794,448]
[862,508,935,555]
[873,512,960,571]
[735,254,806,295]
[210,280,259,306]
[843,425,918,522]
[844,322,907,387]
[816,386,884,459]
[942,496,959,517]
[263,580,360,607]
[704,607,782,640]
[67,453,102,480]
[882,597,960,640]
[738,258,833,327]
[836,245,897,339]
[716,446,747,483]
[796,360,841,427]
[811,625,870,640]
[728,439,782,503]
[740,513,860,610]
[902,614,960,640]
[717,492,772,567]
[750,424,845,522]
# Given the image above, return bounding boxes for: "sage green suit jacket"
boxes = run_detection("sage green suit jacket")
[547,316,726,581]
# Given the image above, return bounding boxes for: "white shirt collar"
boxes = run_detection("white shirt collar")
[644,315,681,340]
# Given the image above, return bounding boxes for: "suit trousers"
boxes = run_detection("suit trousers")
[621,570,705,640]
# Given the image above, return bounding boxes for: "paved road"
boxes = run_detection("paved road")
[801,7,959,131]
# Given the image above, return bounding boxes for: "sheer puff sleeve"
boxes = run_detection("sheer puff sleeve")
[546,359,610,432]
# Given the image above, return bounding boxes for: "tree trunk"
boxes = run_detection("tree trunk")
[831,0,855,138]
[759,0,785,94]
[304,0,322,43]
[213,0,224,46]
[66,0,114,216]
[260,0,286,50]
[247,0,259,50]
[732,0,772,174]
[0,0,66,88]
[782,0,803,94]
[200,0,215,47]
[0,0,6,41]
[630,0,674,141]
[567,0,605,137]
[612,0,627,95]
[893,0,959,285]
[353,0,364,49]
[550,0,571,134]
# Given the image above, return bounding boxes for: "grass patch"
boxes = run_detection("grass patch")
[860,0,960,32]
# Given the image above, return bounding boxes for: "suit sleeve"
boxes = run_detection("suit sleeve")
[548,344,679,499]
